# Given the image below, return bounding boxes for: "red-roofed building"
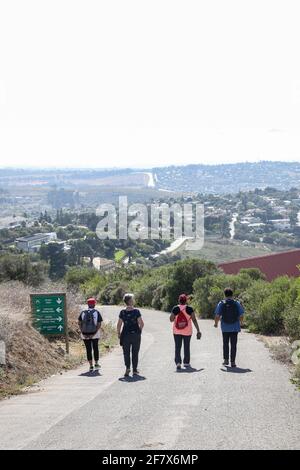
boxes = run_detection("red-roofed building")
[218,249,300,281]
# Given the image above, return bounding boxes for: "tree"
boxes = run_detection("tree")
[162,259,218,310]
[40,243,67,280]
[0,254,46,285]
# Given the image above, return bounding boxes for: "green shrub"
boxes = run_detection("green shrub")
[99,281,129,305]
[135,280,160,307]
[294,362,300,382]
[239,268,266,281]
[161,258,218,311]
[151,285,167,310]
[65,266,97,289]
[109,283,129,305]
[248,294,285,334]
[0,254,46,286]
[284,303,300,340]
[193,271,257,318]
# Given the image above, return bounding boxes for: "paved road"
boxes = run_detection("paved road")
[0,306,299,450]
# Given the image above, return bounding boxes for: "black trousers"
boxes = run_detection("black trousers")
[122,333,141,370]
[222,332,238,362]
[174,334,191,365]
[83,339,99,362]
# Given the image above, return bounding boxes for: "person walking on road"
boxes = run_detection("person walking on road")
[170,294,202,371]
[117,293,144,377]
[78,297,103,372]
[214,288,244,368]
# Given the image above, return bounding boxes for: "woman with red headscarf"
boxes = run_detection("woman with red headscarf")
[170,294,201,371]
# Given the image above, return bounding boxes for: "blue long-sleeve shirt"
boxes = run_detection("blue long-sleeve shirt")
[214,299,244,333]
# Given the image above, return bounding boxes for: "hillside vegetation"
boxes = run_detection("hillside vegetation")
[0,281,117,398]
[66,259,300,337]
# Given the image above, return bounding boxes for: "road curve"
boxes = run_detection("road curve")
[0,306,299,450]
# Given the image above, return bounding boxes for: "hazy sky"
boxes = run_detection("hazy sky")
[1,1,300,169]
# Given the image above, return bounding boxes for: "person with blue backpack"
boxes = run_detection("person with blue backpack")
[78,297,103,372]
[214,288,244,368]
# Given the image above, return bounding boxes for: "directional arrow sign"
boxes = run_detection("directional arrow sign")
[31,293,66,337]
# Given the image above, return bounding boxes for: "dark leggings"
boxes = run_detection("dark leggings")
[174,334,192,365]
[83,339,99,362]
[122,333,141,370]
[222,332,238,362]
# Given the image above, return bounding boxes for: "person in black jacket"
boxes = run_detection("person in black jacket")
[117,293,144,377]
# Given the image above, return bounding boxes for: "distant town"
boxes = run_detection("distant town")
[1,162,300,281]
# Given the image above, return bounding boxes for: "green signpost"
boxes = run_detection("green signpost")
[30,293,69,353]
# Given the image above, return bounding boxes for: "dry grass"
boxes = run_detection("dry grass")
[258,335,293,364]
[258,333,300,388]
[0,280,117,399]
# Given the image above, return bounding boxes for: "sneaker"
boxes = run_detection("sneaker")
[89,365,94,372]
[231,363,237,368]
[133,369,139,376]
[176,364,182,371]
[223,360,229,366]
[183,364,191,368]
[94,362,101,369]
[124,368,130,377]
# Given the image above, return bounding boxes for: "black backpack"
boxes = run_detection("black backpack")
[81,309,97,335]
[122,309,140,334]
[220,300,239,324]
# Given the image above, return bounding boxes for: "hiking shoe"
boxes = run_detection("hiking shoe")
[231,363,237,368]
[176,364,182,371]
[223,360,229,366]
[94,362,101,369]
[124,368,130,377]
[133,369,140,376]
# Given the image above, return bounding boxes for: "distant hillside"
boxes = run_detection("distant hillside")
[1,161,300,195]
[181,238,287,264]
[153,161,300,193]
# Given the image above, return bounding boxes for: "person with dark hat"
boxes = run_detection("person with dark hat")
[78,297,103,372]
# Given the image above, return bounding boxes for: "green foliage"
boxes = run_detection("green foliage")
[193,271,259,318]
[115,250,126,263]
[65,266,97,289]
[0,254,46,286]
[134,280,159,307]
[242,276,292,334]
[81,273,108,298]
[162,259,218,311]
[40,243,67,280]
[249,294,285,334]
[99,281,129,305]
[284,303,300,340]
[239,268,266,281]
